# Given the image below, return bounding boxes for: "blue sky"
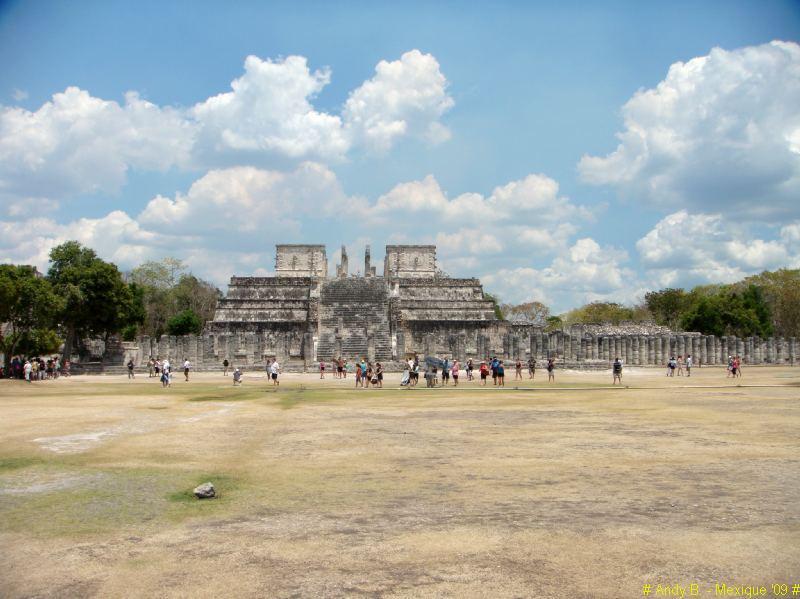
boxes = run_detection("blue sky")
[1,0,799,311]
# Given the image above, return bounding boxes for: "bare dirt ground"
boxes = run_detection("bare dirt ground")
[1,366,798,598]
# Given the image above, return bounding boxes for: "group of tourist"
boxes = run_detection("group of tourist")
[221,358,282,386]
[664,354,693,377]
[308,355,562,388]
[2,355,68,381]
[140,357,194,387]
[727,355,743,378]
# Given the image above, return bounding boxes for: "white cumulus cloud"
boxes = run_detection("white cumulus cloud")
[579,40,800,220]
[344,50,454,152]
[635,210,799,288]
[0,50,453,204]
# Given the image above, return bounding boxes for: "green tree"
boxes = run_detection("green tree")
[483,293,504,320]
[0,265,63,369]
[47,241,144,361]
[741,269,800,337]
[644,288,690,329]
[545,315,563,331]
[166,309,203,336]
[680,284,772,337]
[130,259,220,338]
[172,274,222,324]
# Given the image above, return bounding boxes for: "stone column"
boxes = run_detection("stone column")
[789,337,797,365]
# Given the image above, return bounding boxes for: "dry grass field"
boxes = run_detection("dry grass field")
[1,366,798,598]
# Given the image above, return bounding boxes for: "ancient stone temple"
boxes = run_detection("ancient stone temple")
[131,243,798,371]
[203,244,498,368]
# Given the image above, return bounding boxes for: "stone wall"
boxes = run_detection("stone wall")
[275,244,327,278]
[384,245,437,278]
[130,328,798,371]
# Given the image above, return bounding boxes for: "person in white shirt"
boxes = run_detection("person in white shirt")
[686,354,693,377]
[183,358,191,382]
[23,360,32,383]
[270,360,280,386]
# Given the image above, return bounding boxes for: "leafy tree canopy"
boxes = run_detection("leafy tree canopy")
[166,309,203,336]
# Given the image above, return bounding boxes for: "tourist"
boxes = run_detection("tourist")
[154,359,161,377]
[31,358,39,381]
[479,361,488,386]
[515,359,522,380]
[223,358,230,376]
[23,359,32,383]
[496,360,505,386]
[411,359,419,386]
[161,366,170,387]
[451,360,459,386]
[400,363,410,386]
[233,367,242,386]
[62,359,70,377]
[686,354,692,377]
[442,357,450,386]
[127,359,135,379]
[364,364,373,388]
[432,364,439,386]
[319,360,325,379]
[612,357,623,385]
[355,363,362,387]
[375,362,383,388]
[528,357,536,379]
[270,359,281,386]
[370,364,380,388]
[466,358,474,381]
[336,357,343,379]
[547,358,555,382]
[360,359,367,386]
[668,356,676,377]
[676,355,684,376]
[424,364,435,387]
[148,357,155,377]
[732,355,742,378]
[727,356,734,377]
[183,358,191,382]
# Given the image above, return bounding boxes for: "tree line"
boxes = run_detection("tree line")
[498,268,800,338]
[0,241,221,368]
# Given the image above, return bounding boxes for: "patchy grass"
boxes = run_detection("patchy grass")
[1,368,799,597]
[0,456,44,472]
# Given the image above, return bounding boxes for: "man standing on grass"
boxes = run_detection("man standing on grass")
[270,359,281,386]
[612,357,623,385]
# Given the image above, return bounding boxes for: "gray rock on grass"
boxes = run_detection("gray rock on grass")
[193,482,216,499]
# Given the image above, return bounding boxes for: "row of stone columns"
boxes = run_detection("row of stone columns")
[518,332,797,365]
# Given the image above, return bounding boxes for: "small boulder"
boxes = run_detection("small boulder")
[193,482,216,499]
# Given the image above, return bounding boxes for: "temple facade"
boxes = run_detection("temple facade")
[205,244,499,367]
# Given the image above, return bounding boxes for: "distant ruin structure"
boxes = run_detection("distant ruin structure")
[130,244,798,370]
